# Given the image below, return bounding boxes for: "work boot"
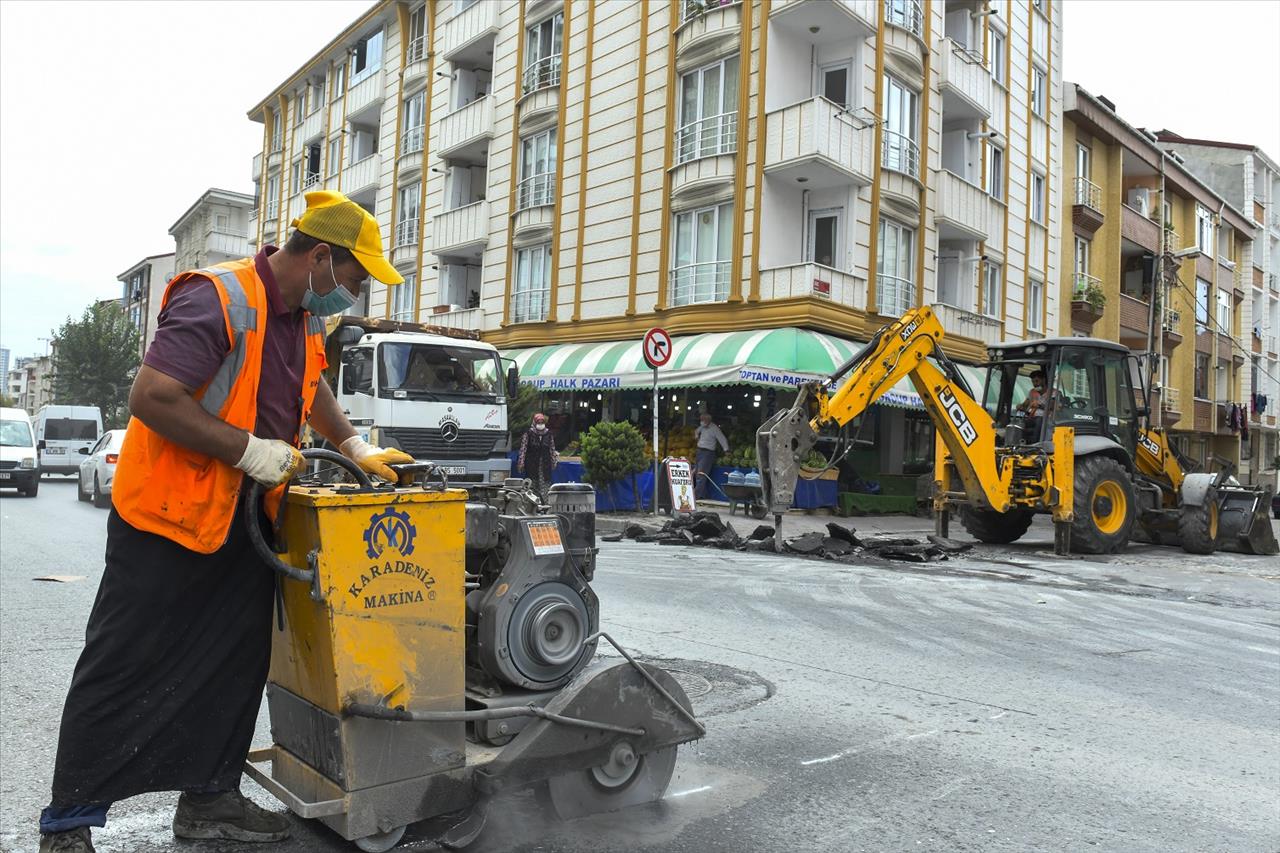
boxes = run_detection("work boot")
[38,827,95,852]
[172,790,291,842]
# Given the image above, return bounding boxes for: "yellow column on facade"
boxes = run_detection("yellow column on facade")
[727,0,754,303]
[413,0,437,323]
[625,0,651,317]
[865,2,888,315]
[501,0,530,327]
[747,0,771,303]
[912,0,933,307]
[546,0,573,324]
[571,0,598,323]
[655,6,680,311]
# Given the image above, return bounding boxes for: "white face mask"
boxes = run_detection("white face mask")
[534,423,547,432]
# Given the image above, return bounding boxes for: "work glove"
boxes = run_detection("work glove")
[340,435,414,482]
[236,434,305,487]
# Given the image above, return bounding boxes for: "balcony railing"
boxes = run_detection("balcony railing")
[438,96,495,156]
[876,274,913,316]
[676,112,738,164]
[432,201,490,255]
[937,37,993,116]
[406,35,426,65]
[302,171,321,190]
[757,263,866,308]
[670,260,730,306]
[1268,335,1279,354]
[522,54,561,95]
[1270,272,1279,293]
[265,200,280,219]
[682,0,737,22]
[1162,227,1181,254]
[1163,307,1182,333]
[885,0,923,36]
[395,219,419,248]
[881,130,919,178]
[764,97,873,186]
[511,288,550,324]
[1074,177,1101,211]
[1161,385,1181,412]
[342,153,381,194]
[206,231,250,257]
[1071,272,1102,301]
[402,125,425,156]
[518,173,555,210]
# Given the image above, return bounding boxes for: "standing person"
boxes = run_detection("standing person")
[37,191,413,853]
[694,412,729,499]
[518,412,558,503]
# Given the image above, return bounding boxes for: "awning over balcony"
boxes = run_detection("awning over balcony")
[504,327,986,410]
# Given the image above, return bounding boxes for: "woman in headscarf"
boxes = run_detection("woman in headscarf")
[518,412,558,502]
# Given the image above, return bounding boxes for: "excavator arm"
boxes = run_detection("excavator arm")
[757,307,1016,539]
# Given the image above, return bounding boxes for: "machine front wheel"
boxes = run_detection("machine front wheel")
[353,825,406,852]
[959,507,1034,544]
[540,743,678,820]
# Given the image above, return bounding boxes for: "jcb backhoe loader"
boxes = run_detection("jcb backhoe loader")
[757,305,1276,557]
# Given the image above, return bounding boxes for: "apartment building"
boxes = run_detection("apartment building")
[247,0,1061,466]
[7,354,55,414]
[1059,84,1256,475]
[117,253,176,358]
[1148,131,1280,487]
[169,188,256,275]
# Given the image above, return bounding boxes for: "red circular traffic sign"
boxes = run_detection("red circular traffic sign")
[643,327,673,369]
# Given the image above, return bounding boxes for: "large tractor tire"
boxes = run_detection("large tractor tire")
[959,506,1035,544]
[1176,487,1219,555]
[1070,455,1136,554]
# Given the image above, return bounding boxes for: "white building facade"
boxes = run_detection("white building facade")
[248,0,1063,368]
[116,254,176,358]
[170,188,256,275]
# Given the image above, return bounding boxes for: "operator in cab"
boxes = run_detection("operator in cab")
[38,192,414,853]
[1016,368,1052,440]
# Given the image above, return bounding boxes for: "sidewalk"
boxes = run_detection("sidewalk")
[596,500,935,539]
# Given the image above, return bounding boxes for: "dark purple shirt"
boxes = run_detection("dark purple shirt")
[144,247,307,443]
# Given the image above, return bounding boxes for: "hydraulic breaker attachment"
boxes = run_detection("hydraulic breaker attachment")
[757,383,821,548]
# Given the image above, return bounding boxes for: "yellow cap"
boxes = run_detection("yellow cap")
[291,190,404,285]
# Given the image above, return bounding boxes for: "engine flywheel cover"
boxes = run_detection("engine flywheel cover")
[506,582,592,687]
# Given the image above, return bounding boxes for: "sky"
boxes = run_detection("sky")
[2,0,1279,363]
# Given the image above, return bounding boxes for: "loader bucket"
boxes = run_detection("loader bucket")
[1216,484,1279,555]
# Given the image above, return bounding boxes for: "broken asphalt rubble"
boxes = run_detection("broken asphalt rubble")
[602,511,972,563]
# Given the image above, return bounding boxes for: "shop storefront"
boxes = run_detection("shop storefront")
[503,327,985,512]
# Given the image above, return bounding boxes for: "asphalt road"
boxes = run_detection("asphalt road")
[2,477,1278,853]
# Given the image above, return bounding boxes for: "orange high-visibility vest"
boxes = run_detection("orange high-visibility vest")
[112,257,328,554]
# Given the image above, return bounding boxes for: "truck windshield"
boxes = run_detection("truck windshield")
[379,343,501,400]
[1,419,33,447]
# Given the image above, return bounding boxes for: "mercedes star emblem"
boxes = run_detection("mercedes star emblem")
[441,422,460,443]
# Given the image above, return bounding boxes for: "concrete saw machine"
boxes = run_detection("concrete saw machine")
[243,450,703,851]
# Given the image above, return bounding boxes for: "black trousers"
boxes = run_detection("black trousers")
[49,504,274,807]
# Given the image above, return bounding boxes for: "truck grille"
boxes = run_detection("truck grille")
[0,461,16,470]
[382,427,502,460]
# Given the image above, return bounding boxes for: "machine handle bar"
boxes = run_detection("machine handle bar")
[344,700,646,737]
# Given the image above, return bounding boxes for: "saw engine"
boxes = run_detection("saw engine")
[462,481,601,741]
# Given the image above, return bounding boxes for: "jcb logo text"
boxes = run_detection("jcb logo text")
[938,386,978,446]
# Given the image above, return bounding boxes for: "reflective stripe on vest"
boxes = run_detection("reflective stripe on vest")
[197,267,261,417]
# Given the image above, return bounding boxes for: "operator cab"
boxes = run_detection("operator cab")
[982,338,1147,456]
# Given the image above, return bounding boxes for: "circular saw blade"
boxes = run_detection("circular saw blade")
[543,746,678,821]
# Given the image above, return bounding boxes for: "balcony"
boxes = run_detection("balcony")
[1271,272,1279,294]
[881,130,919,180]
[519,65,560,126]
[1072,178,1104,235]
[1119,203,1160,253]
[441,0,499,64]
[206,231,250,259]
[1254,334,1264,355]
[432,201,490,260]
[522,54,561,96]
[511,288,549,324]
[1070,273,1103,326]
[1253,266,1264,289]
[438,96,495,162]
[932,303,1003,347]
[404,36,429,87]
[1162,307,1183,346]
[1161,385,1181,416]
[884,0,926,72]
[934,171,991,240]
[513,189,554,242]
[936,38,992,119]
[1268,335,1278,356]
[392,219,420,269]
[669,261,731,307]
[398,125,425,179]
[298,110,323,144]
[676,0,742,63]
[345,68,385,117]
[757,263,866,308]
[763,98,873,188]
[425,306,485,331]
[342,153,381,197]
[769,0,876,40]
[876,274,914,317]
[1162,227,1181,254]
[251,153,262,181]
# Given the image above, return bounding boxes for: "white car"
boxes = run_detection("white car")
[78,429,126,509]
[0,406,40,497]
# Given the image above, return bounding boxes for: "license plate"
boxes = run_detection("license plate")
[0,472,10,479]
[439,466,467,476]
[47,448,64,455]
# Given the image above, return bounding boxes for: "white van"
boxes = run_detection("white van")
[35,405,102,476]
[0,406,40,496]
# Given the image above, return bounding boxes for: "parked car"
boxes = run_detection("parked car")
[0,407,40,497]
[36,404,102,476]
[78,429,126,509]
[1272,489,1280,520]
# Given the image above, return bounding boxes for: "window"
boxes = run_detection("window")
[1194,352,1209,398]
[327,137,342,175]
[876,218,914,316]
[990,29,1006,86]
[1196,205,1214,254]
[402,91,426,155]
[390,274,417,322]
[677,56,739,164]
[270,111,282,151]
[982,261,1002,317]
[351,29,384,85]
[293,92,305,126]
[523,13,563,94]
[1031,66,1046,118]
[987,145,1004,199]
[807,208,842,268]
[214,213,230,232]
[1074,236,1090,275]
[332,63,347,99]
[265,174,281,218]
[518,128,557,210]
[882,74,918,177]
[1195,278,1210,331]
[513,244,552,323]
[671,202,733,306]
[1216,288,1231,332]
[1072,236,1092,299]
[819,61,852,110]
[407,5,427,63]
[349,125,378,162]
[290,158,303,191]
[308,78,325,114]
[396,183,420,247]
[886,0,923,36]
[1026,277,1044,332]
[1031,172,1046,224]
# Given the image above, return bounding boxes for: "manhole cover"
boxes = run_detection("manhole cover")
[602,656,775,718]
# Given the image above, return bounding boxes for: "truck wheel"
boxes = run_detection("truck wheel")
[21,479,38,498]
[1177,489,1219,555]
[959,507,1034,544]
[1070,456,1136,554]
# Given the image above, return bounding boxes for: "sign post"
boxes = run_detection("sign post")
[642,327,672,516]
